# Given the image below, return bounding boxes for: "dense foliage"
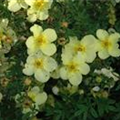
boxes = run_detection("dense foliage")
[0,0,120,120]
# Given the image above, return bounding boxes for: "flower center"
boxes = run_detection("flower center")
[23,99,32,108]
[68,62,78,72]
[36,34,47,47]
[34,59,43,69]
[4,36,12,43]
[75,44,86,52]
[34,0,45,10]
[102,39,111,49]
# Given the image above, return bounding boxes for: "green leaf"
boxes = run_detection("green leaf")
[74,105,88,117]
[90,107,98,118]
[83,111,88,120]
[108,106,116,111]
[97,103,105,116]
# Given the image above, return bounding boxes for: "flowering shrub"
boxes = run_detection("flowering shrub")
[0,0,120,120]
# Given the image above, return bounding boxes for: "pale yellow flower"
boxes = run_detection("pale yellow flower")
[0,19,17,52]
[8,0,28,12]
[94,68,119,81]
[15,92,39,115]
[26,24,57,56]
[23,51,57,82]
[25,0,53,22]
[62,35,97,63]
[60,55,90,86]
[28,86,47,105]
[96,29,120,59]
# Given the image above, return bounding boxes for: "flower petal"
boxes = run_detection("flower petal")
[96,29,109,40]
[85,50,96,63]
[30,86,40,93]
[34,69,50,83]
[27,9,37,22]
[26,36,35,49]
[60,67,68,80]
[81,35,97,46]
[30,24,43,37]
[109,44,120,57]
[69,72,82,86]
[26,55,35,63]
[78,62,90,75]
[23,64,34,76]
[109,33,120,43]
[98,50,109,59]
[35,92,47,105]
[61,51,73,64]
[44,57,57,72]
[38,11,49,20]
[43,28,57,42]
[8,0,21,12]
[24,0,33,5]
[41,43,56,56]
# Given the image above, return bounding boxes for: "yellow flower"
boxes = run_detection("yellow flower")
[26,24,57,56]
[60,55,90,86]
[62,35,97,63]
[8,0,28,12]
[23,51,57,82]
[28,86,47,105]
[25,0,53,22]
[0,19,17,51]
[94,68,119,81]
[96,29,120,59]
